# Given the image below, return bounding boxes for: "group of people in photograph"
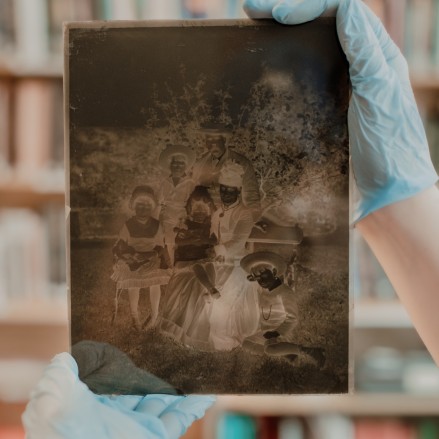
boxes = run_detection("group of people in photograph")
[111,123,325,367]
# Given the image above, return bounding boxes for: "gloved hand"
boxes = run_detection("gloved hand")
[22,352,215,439]
[244,0,438,223]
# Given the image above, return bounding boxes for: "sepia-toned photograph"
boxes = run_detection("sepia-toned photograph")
[66,18,350,394]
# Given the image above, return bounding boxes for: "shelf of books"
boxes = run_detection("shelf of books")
[1,0,439,437]
[206,405,439,439]
[212,394,439,417]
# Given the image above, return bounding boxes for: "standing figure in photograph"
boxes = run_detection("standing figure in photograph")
[111,185,171,331]
[158,186,219,350]
[157,145,196,266]
[240,251,325,368]
[192,122,261,220]
[207,161,260,351]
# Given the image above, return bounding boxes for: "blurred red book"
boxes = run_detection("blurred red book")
[0,426,25,439]
[355,418,416,439]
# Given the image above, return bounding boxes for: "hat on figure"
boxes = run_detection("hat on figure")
[199,122,233,137]
[129,185,158,208]
[240,251,287,276]
[158,144,196,170]
[218,160,245,188]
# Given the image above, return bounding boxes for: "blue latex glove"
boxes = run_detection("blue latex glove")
[22,353,215,439]
[244,0,438,223]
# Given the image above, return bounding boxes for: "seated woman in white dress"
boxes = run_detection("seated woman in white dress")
[207,161,260,351]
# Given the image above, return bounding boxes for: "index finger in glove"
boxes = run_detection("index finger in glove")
[272,0,339,24]
[359,4,410,85]
[336,0,412,97]
[243,0,281,19]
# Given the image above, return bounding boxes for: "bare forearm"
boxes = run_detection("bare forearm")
[357,185,439,364]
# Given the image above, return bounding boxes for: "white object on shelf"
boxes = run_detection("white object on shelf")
[0,359,47,402]
[278,418,305,439]
[308,414,354,439]
[354,300,412,328]
[402,353,439,395]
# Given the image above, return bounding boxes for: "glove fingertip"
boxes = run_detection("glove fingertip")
[272,0,327,25]
[170,395,217,418]
[51,352,79,375]
[242,0,279,19]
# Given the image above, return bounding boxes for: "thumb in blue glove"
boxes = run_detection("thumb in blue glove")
[22,352,215,439]
[244,0,438,223]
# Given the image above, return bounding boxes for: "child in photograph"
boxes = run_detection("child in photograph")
[157,145,196,266]
[158,186,220,349]
[173,185,217,266]
[111,185,171,331]
[240,251,325,367]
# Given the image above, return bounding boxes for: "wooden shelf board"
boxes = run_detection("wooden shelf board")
[0,322,69,359]
[0,184,65,208]
[0,59,62,79]
[0,299,68,326]
[212,394,439,417]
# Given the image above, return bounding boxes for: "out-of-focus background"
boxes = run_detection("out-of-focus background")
[1,0,439,438]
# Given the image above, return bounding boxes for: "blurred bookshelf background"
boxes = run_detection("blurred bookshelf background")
[1,0,439,438]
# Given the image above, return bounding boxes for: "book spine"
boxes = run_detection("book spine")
[111,0,138,20]
[0,207,66,303]
[72,0,96,21]
[404,0,434,74]
[139,0,183,19]
[0,79,12,174]
[417,418,439,439]
[13,79,52,180]
[13,0,50,67]
[214,415,439,438]
[383,0,406,51]
[43,205,66,298]
[431,0,439,70]
[47,0,70,55]
[0,0,16,58]
[355,418,416,439]
[310,414,355,439]
[278,417,305,439]
[217,413,257,439]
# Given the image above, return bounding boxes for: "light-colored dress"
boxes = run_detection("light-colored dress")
[111,217,170,289]
[208,201,260,351]
[160,202,261,352]
[243,283,299,347]
[159,220,214,350]
[157,175,195,246]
